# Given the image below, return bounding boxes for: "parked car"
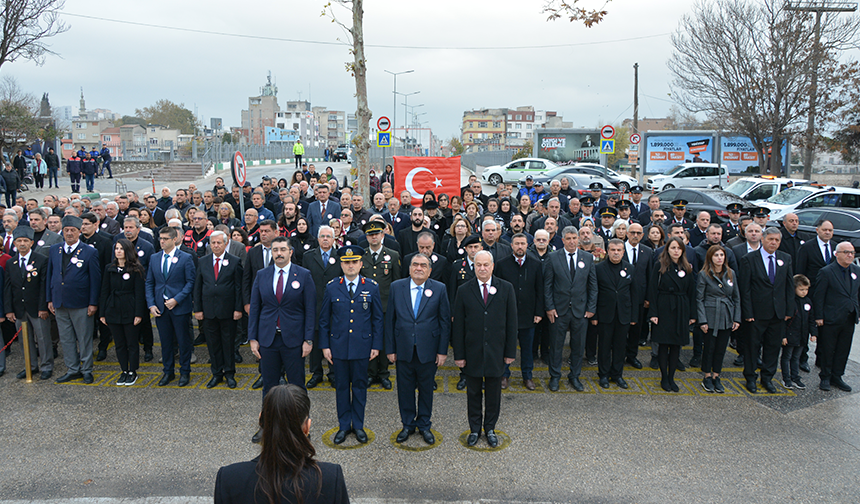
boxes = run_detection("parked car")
[570,163,638,191]
[760,185,860,220]
[481,158,558,185]
[551,173,622,199]
[645,163,729,192]
[519,164,635,190]
[773,207,860,264]
[655,187,754,224]
[332,144,351,162]
[723,175,809,203]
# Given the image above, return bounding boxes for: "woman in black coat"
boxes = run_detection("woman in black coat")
[215,384,349,504]
[99,238,148,386]
[288,217,318,267]
[648,236,696,392]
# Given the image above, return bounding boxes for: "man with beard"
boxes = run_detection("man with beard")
[184,210,213,258]
[398,207,431,257]
[352,194,373,226]
[501,214,533,245]
[280,201,299,237]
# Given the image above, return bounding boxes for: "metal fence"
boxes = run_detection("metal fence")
[459,150,517,171]
[198,140,325,165]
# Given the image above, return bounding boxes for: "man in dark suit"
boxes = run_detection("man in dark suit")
[319,245,384,445]
[452,250,517,448]
[543,226,597,392]
[777,212,803,263]
[382,197,409,237]
[397,207,430,258]
[593,239,635,389]
[795,219,834,371]
[248,237,316,443]
[688,211,711,248]
[303,225,340,388]
[625,223,652,367]
[360,220,400,389]
[481,219,512,261]
[636,194,662,226]
[193,230,244,389]
[47,216,101,384]
[145,226,197,387]
[242,221,278,389]
[4,227,52,380]
[144,195,166,227]
[739,227,794,394]
[813,241,860,392]
[306,183,341,237]
[495,232,544,390]
[28,208,62,256]
[447,234,483,390]
[386,252,451,445]
[401,231,451,284]
[628,186,646,220]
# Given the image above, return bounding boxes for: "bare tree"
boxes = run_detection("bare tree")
[0,75,39,156]
[0,0,68,71]
[668,0,859,176]
[323,1,372,198]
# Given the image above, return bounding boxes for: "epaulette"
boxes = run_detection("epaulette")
[367,278,378,285]
[328,278,337,285]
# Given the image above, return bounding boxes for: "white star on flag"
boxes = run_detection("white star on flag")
[433,177,443,188]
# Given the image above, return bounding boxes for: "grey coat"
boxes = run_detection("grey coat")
[696,268,741,331]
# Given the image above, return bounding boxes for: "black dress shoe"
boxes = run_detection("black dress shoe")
[144,351,154,362]
[799,362,811,373]
[55,371,83,383]
[333,429,349,445]
[178,373,191,387]
[207,376,223,389]
[380,378,392,390]
[329,377,336,388]
[396,427,414,443]
[569,377,584,392]
[83,372,94,384]
[614,377,629,389]
[819,379,831,391]
[234,351,243,364]
[548,377,560,392]
[676,361,686,372]
[626,358,643,369]
[466,432,480,446]
[669,379,679,392]
[649,357,659,369]
[306,375,322,388]
[745,380,757,393]
[599,377,610,389]
[689,356,701,368]
[16,369,37,379]
[252,375,263,389]
[486,430,499,448]
[355,429,368,443]
[40,370,52,380]
[832,378,852,392]
[733,355,744,367]
[456,377,467,390]
[158,373,175,386]
[433,381,438,390]
[226,376,237,389]
[661,377,671,391]
[95,349,107,361]
[193,334,206,346]
[419,429,435,445]
[251,429,262,444]
[762,380,777,394]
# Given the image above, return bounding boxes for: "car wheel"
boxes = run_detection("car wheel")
[662,184,674,190]
[618,182,630,192]
[488,173,503,186]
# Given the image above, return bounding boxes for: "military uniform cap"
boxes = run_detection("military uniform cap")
[461,234,482,247]
[630,185,643,193]
[726,203,743,213]
[363,221,385,235]
[580,196,595,206]
[589,182,604,190]
[337,244,365,261]
[600,207,618,218]
[671,199,688,209]
[62,215,83,229]
[12,227,34,241]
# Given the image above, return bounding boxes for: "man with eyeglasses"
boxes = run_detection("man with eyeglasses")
[625,223,652,366]
[183,210,213,259]
[796,219,835,371]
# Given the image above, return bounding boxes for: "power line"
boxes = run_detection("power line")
[60,12,670,50]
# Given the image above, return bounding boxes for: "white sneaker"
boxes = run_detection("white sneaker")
[125,371,138,386]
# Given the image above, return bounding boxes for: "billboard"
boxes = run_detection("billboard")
[642,133,716,174]
[534,129,602,165]
[719,135,789,174]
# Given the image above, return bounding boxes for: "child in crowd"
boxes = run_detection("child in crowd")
[781,274,817,389]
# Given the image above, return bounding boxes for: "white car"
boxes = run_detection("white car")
[723,176,808,203]
[646,163,729,192]
[760,185,860,220]
[572,163,637,191]
[481,158,558,185]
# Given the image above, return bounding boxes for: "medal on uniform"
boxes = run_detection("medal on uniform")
[383,268,388,275]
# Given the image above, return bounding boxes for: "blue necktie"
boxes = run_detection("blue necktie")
[825,243,832,263]
[162,254,170,278]
[768,255,775,284]
[322,250,329,264]
[413,285,422,317]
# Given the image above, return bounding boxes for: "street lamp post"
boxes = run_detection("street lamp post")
[398,93,420,154]
[383,70,413,170]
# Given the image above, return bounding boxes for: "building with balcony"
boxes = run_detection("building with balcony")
[462,108,507,152]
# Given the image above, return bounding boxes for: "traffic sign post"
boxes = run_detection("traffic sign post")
[231,150,247,218]
[601,125,616,139]
[377,132,391,147]
[630,133,641,144]
[600,139,615,154]
[377,116,391,131]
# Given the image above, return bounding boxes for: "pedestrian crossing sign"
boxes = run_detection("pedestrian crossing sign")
[600,139,615,154]
[377,132,391,147]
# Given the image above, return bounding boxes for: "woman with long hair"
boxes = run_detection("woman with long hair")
[515,194,533,219]
[696,245,740,393]
[380,163,395,187]
[648,237,697,392]
[463,201,481,234]
[645,225,666,249]
[610,219,628,241]
[443,215,472,262]
[290,170,305,186]
[289,217,317,267]
[231,228,250,252]
[214,384,348,504]
[218,203,242,230]
[422,190,436,205]
[277,178,289,189]
[100,239,148,386]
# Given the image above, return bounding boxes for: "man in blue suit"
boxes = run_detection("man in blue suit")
[145,226,197,387]
[47,215,101,384]
[248,236,316,444]
[306,183,341,237]
[319,245,383,445]
[386,252,451,445]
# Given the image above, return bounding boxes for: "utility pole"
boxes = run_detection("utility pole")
[633,62,639,178]
[786,1,857,179]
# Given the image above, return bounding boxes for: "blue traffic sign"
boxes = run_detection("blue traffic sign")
[377,132,391,147]
[600,139,615,154]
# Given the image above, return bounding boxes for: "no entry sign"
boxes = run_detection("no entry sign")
[232,151,247,187]
[601,125,615,139]
[377,116,391,131]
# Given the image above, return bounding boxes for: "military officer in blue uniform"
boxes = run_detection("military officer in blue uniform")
[589,182,608,212]
[319,244,384,445]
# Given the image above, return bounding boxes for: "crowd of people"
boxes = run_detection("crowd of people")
[1,162,857,451]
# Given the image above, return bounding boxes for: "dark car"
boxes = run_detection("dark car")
[332,144,350,162]
[773,207,860,264]
[520,165,623,190]
[656,188,755,224]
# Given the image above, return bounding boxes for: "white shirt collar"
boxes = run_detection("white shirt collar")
[275,263,291,277]
[477,277,492,289]
[19,251,31,263]
[409,278,425,290]
[213,252,226,263]
[65,241,80,252]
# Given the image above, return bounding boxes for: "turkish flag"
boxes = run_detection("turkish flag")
[394,156,461,206]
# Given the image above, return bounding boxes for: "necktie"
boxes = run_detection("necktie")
[413,285,422,317]
[4,236,10,254]
[373,252,378,263]
[825,242,832,263]
[214,257,220,281]
[321,203,326,217]
[517,258,523,267]
[276,270,284,303]
[349,282,355,298]
[569,253,577,284]
[632,246,638,264]
[264,248,271,267]
[19,258,25,270]
[162,254,170,278]
[768,255,775,284]
[482,283,489,305]
[322,250,329,264]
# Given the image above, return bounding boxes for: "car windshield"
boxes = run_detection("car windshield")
[766,187,816,205]
[541,166,568,178]
[700,190,748,205]
[663,164,687,176]
[724,179,757,197]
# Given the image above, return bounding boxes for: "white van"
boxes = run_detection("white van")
[645,163,729,192]
[723,176,809,203]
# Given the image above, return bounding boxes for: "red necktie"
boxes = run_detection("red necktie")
[517,258,523,267]
[4,236,10,254]
[482,283,489,305]
[321,203,326,217]
[214,257,220,281]
[276,270,284,303]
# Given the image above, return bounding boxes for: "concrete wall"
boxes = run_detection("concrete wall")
[108,160,165,175]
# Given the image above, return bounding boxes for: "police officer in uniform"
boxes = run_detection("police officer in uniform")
[588,182,608,212]
[320,245,383,445]
[723,203,743,243]
[360,220,400,389]
[447,233,483,390]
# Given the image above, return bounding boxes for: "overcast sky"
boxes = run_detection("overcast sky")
[6,0,703,139]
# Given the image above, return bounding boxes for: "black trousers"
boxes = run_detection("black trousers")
[259,334,304,405]
[585,316,598,361]
[744,317,784,383]
[108,322,140,372]
[626,304,647,359]
[702,328,731,374]
[597,320,628,379]
[204,318,237,377]
[691,324,705,359]
[818,318,855,381]
[96,318,112,353]
[532,317,551,361]
[308,330,334,381]
[465,375,501,434]
[396,351,437,431]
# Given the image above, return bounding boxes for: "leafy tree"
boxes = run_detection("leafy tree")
[117,115,146,127]
[605,125,628,168]
[0,76,40,157]
[221,132,233,144]
[135,100,198,134]
[448,136,465,155]
[0,0,68,71]
[511,139,533,160]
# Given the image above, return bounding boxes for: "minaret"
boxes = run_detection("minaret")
[79,87,86,116]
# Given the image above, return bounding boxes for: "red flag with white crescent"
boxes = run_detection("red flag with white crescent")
[393,156,461,206]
